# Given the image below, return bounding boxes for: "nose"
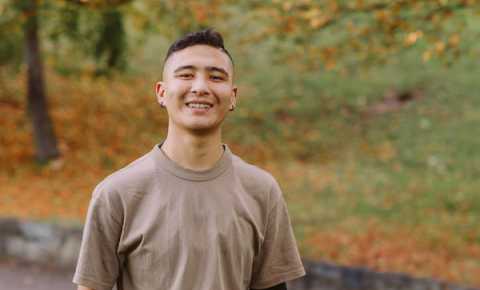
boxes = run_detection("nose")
[190,76,210,96]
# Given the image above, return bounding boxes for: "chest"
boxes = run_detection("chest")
[119,185,264,261]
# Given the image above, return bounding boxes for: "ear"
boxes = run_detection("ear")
[230,86,238,108]
[155,81,166,106]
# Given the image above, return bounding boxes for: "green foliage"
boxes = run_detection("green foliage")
[280,53,480,231]
[0,0,129,74]
[2,0,478,163]
[246,0,479,69]
[0,1,23,67]
[0,25,22,68]
[94,9,127,74]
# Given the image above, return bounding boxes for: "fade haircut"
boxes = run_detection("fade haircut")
[164,28,234,66]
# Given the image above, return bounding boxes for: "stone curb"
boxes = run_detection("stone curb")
[0,218,81,268]
[290,261,479,290]
[0,218,477,290]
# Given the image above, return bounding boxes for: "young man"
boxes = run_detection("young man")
[73,29,305,290]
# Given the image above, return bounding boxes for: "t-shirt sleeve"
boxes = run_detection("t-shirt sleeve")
[73,182,123,290]
[250,179,306,289]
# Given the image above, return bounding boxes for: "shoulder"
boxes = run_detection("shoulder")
[231,154,276,186]
[93,149,157,201]
[231,153,283,203]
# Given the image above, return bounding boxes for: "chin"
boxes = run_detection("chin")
[171,116,226,135]
[191,123,220,131]
[177,121,218,134]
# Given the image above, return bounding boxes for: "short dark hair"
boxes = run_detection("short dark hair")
[164,28,234,65]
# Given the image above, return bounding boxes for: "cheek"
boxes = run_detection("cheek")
[214,86,234,101]
[165,86,188,103]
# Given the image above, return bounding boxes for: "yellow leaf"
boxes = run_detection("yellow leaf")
[435,41,446,54]
[283,2,293,11]
[448,33,460,47]
[310,16,329,29]
[404,31,423,46]
[423,50,432,62]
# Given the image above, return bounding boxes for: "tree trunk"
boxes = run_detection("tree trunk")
[24,0,60,163]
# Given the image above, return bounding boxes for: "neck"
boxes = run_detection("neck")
[161,127,224,171]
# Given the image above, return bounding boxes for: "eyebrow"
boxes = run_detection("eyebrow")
[206,66,229,77]
[173,65,229,78]
[173,65,195,73]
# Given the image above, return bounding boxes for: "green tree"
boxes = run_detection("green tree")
[239,0,480,70]
[0,0,130,162]
[19,0,59,163]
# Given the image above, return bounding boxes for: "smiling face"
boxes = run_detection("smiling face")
[156,45,237,135]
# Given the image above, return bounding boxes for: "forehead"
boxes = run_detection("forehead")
[163,45,233,76]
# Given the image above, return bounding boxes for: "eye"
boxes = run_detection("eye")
[177,73,194,79]
[210,75,226,81]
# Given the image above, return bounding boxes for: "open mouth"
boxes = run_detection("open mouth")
[185,102,213,110]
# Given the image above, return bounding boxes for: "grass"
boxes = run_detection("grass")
[264,54,480,285]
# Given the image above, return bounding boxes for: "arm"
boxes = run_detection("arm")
[251,282,287,290]
[73,184,123,290]
[249,179,305,289]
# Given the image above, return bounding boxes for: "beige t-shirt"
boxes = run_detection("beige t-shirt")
[73,143,305,290]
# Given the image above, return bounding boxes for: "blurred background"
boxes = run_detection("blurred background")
[0,0,479,288]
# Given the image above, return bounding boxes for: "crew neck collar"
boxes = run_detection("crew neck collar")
[151,142,232,181]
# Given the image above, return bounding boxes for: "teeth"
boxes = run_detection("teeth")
[187,103,211,109]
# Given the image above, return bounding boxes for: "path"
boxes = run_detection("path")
[0,259,76,290]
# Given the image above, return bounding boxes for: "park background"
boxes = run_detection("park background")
[0,0,479,288]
